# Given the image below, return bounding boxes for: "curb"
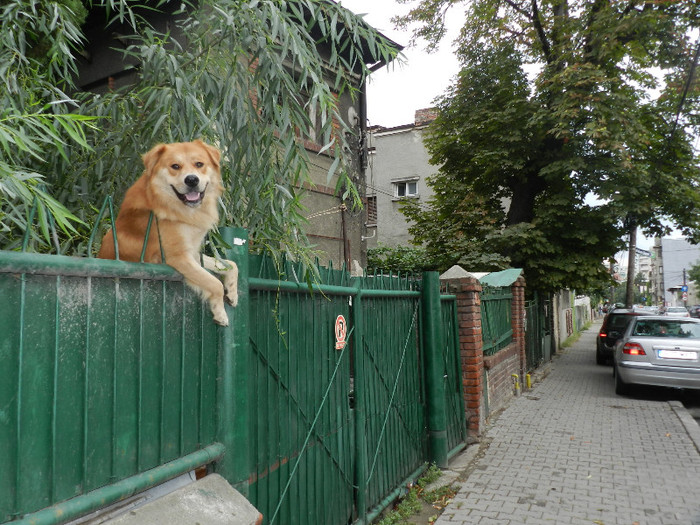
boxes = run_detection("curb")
[669,400,700,453]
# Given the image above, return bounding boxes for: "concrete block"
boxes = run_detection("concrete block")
[105,474,262,525]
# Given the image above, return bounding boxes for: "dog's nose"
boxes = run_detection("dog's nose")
[184,174,199,188]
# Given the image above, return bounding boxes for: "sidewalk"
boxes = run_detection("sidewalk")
[436,321,700,525]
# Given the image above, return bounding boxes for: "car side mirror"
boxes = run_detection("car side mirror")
[608,331,621,339]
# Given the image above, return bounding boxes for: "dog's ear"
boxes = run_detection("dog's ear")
[142,144,168,176]
[194,139,221,169]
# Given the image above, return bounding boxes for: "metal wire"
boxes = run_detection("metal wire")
[268,326,355,525]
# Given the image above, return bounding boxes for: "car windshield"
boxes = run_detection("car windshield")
[632,320,700,338]
[667,307,687,313]
[608,315,635,330]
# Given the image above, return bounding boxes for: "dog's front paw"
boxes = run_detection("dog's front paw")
[211,303,229,326]
[224,287,238,308]
[223,265,238,308]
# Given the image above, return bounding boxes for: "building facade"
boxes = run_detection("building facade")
[650,237,700,306]
[365,108,438,249]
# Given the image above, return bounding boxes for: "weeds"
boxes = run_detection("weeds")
[376,464,457,525]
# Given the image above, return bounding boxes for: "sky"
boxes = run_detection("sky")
[340,1,463,128]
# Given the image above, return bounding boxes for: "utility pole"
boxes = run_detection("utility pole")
[683,268,688,307]
[625,219,637,308]
[609,258,615,307]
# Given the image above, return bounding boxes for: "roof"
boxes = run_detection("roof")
[478,268,523,287]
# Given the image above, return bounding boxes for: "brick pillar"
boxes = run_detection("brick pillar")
[511,275,527,377]
[441,267,484,438]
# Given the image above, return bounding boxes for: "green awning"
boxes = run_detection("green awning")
[478,268,523,287]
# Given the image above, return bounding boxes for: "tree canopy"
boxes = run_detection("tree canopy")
[0,0,398,270]
[397,0,700,293]
[689,260,700,286]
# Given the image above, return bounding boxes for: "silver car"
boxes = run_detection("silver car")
[613,316,700,395]
[664,306,690,317]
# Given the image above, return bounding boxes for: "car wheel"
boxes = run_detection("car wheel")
[614,366,630,396]
[596,347,606,365]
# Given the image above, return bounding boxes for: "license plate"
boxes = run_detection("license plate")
[657,349,698,360]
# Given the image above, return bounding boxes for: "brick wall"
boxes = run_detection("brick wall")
[483,343,521,416]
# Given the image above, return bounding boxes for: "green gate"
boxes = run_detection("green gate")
[525,293,552,370]
[246,256,355,525]
[441,295,468,454]
[0,228,466,525]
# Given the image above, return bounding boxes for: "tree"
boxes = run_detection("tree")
[396,0,700,293]
[367,243,435,274]
[688,261,700,286]
[1,0,398,270]
[0,0,96,249]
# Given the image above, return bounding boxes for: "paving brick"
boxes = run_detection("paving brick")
[435,321,700,525]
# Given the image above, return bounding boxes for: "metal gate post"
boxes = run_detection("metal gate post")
[422,272,448,468]
[216,227,251,495]
[353,288,369,523]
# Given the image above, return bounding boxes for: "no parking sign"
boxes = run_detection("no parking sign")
[335,315,347,350]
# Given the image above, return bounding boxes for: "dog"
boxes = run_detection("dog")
[98,140,238,326]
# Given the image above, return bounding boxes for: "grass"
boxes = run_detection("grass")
[375,464,457,525]
[560,321,593,348]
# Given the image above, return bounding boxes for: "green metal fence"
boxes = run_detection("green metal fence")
[480,285,513,356]
[0,253,222,524]
[0,229,466,525]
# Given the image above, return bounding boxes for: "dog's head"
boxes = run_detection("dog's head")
[142,140,223,208]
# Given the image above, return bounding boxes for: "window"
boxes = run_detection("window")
[393,179,418,198]
[366,196,377,225]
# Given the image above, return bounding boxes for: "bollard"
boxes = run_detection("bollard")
[511,373,521,396]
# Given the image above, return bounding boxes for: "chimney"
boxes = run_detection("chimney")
[414,107,438,126]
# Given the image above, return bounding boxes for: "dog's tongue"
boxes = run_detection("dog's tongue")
[185,192,201,202]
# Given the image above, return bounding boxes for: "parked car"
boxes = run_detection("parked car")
[613,316,700,395]
[688,305,700,318]
[596,309,651,365]
[665,306,690,317]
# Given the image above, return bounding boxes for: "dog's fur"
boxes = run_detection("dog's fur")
[98,140,238,326]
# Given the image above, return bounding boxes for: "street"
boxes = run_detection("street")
[436,321,700,525]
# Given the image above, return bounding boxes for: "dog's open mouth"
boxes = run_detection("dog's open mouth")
[171,185,206,206]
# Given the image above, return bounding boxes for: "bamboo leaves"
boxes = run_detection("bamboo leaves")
[1,0,399,263]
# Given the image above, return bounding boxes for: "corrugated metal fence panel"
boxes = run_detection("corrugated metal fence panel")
[247,258,355,525]
[480,285,513,356]
[440,297,467,453]
[0,254,219,523]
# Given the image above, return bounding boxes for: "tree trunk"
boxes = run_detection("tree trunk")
[625,221,637,308]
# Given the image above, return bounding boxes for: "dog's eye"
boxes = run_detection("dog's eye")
[171,164,181,170]
[195,162,204,168]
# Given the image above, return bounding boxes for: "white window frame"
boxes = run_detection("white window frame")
[392,177,419,199]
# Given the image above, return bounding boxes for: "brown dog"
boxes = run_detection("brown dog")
[98,140,238,326]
